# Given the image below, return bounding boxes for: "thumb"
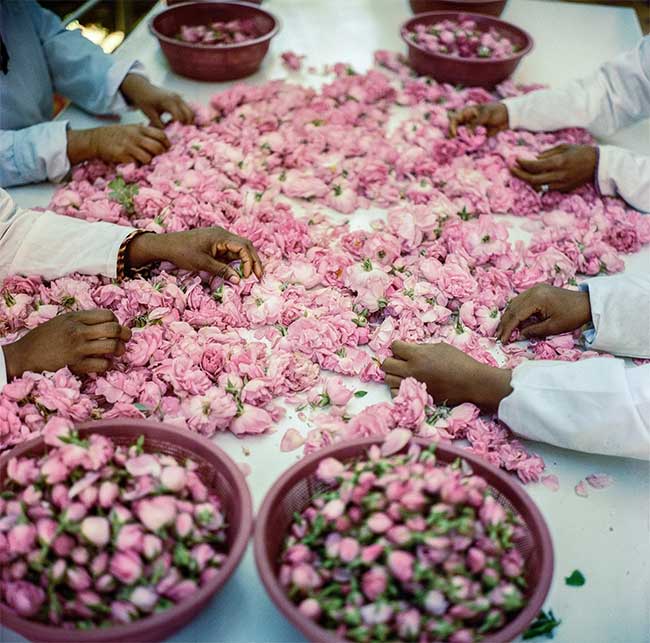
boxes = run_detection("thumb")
[521,318,559,339]
[142,106,164,129]
[198,255,240,284]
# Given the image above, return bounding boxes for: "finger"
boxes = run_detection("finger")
[381,357,409,377]
[83,321,128,340]
[521,319,559,340]
[497,301,536,343]
[199,256,240,284]
[138,135,166,158]
[138,126,170,148]
[384,374,403,389]
[180,100,195,124]
[75,309,117,325]
[129,144,153,166]
[511,166,564,188]
[142,107,164,129]
[83,339,122,357]
[515,156,559,174]
[390,340,417,360]
[390,387,400,398]
[73,358,112,375]
[250,244,264,279]
[448,112,460,138]
[537,145,567,159]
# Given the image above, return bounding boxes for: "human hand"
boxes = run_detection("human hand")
[120,74,194,128]
[2,310,131,380]
[448,101,509,137]
[126,228,264,284]
[511,144,597,192]
[67,125,170,165]
[496,283,592,343]
[381,340,512,412]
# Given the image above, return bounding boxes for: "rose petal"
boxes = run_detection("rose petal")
[280,428,305,452]
[575,480,589,498]
[541,474,559,492]
[381,428,412,457]
[586,473,614,489]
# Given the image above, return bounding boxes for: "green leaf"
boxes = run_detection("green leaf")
[565,569,585,587]
[523,610,562,640]
[108,176,139,214]
[354,390,367,398]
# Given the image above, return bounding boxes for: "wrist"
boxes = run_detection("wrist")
[2,341,26,381]
[576,290,592,327]
[471,365,513,413]
[120,73,151,105]
[66,129,96,165]
[125,232,161,270]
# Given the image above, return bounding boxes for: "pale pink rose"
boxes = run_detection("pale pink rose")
[324,377,353,406]
[110,551,143,585]
[230,405,272,435]
[391,378,429,429]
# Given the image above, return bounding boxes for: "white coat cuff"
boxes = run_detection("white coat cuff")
[0,346,7,392]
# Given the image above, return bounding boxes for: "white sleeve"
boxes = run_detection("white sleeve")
[583,274,650,358]
[0,188,134,281]
[499,358,650,460]
[503,36,650,137]
[596,145,650,213]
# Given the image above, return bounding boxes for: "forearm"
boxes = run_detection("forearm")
[499,358,650,460]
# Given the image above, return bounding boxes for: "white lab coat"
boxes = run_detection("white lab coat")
[503,36,650,213]
[499,274,650,460]
[0,188,134,386]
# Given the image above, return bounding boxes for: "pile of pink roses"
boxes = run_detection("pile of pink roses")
[177,19,259,45]
[280,432,529,642]
[1,52,649,482]
[0,418,228,628]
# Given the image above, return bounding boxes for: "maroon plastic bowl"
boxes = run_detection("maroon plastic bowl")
[254,437,554,643]
[410,0,507,17]
[150,1,280,81]
[0,419,253,643]
[401,11,533,88]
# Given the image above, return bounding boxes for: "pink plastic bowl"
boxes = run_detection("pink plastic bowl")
[401,11,533,88]
[150,1,280,81]
[410,0,507,17]
[0,419,253,643]
[254,437,554,643]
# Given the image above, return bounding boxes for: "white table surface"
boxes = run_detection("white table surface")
[4,1,650,642]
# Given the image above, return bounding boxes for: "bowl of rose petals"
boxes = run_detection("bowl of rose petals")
[409,0,507,17]
[401,12,533,88]
[150,1,280,81]
[254,431,553,643]
[0,418,252,642]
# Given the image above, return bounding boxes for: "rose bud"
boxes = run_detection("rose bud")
[501,549,524,578]
[81,516,110,548]
[175,513,194,540]
[361,567,387,601]
[467,547,486,574]
[361,543,383,564]
[63,502,87,523]
[298,597,321,620]
[360,603,393,625]
[449,604,477,620]
[111,505,133,523]
[482,567,500,589]
[137,496,177,532]
[452,535,472,552]
[334,516,351,531]
[71,546,89,566]
[27,505,53,521]
[36,518,57,546]
[186,472,208,502]
[91,552,109,577]
[448,575,472,602]
[284,543,311,565]
[21,485,42,506]
[111,600,138,624]
[160,465,187,492]
[165,579,197,602]
[8,524,36,555]
[156,567,181,595]
[51,483,70,509]
[110,551,143,585]
[78,484,99,508]
[78,590,102,609]
[98,481,119,508]
[115,523,144,552]
[175,500,194,514]
[405,515,426,532]
[396,608,421,639]
[387,525,411,547]
[479,496,506,526]
[321,498,345,521]
[194,503,223,530]
[387,550,414,583]
[131,585,159,612]
[291,564,322,591]
[126,454,161,478]
[367,512,392,534]
[66,566,92,592]
[200,567,219,585]
[449,629,474,643]
[338,537,360,563]
[316,457,345,483]
[50,558,67,584]
[401,491,426,512]
[143,534,163,560]
[10,560,27,580]
[191,543,215,571]
[4,580,46,617]
[490,583,524,612]
[424,589,449,616]
[95,573,116,593]
[324,533,341,559]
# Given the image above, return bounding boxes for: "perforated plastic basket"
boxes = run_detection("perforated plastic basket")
[254,437,553,643]
[0,419,253,643]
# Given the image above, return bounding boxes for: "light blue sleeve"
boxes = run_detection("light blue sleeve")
[578,283,597,346]
[27,0,135,115]
[0,122,71,188]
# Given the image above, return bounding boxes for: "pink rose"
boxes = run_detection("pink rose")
[230,405,272,435]
[391,377,429,429]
